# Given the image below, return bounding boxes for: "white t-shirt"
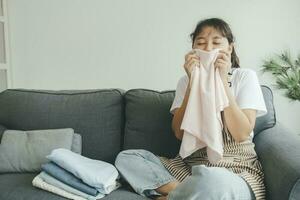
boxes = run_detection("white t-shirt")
[170,68,268,138]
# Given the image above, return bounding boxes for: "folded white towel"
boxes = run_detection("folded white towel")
[179,48,229,164]
[32,175,86,200]
[47,148,120,194]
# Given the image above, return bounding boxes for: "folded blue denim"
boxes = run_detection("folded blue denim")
[115,149,255,200]
[38,171,105,200]
[41,162,98,196]
[46,148,120,194]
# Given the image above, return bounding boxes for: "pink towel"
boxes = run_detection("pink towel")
[179,48,229,164]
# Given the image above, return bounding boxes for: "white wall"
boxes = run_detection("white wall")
[6,0,300,134]
[0,70,7,91]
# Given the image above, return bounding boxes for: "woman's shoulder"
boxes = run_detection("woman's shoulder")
[232,67,258,83]
[173,74,189,94]
[177,74,189,86]
[233,67,257,76]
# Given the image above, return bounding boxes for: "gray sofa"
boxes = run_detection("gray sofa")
[0,87,299,200]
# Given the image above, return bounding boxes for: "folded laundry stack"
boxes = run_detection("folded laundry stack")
[32,148,121,200]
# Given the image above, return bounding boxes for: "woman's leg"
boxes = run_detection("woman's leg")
[168,165,255,200]
[115,149,179,197]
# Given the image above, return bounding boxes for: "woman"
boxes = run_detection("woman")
[115,18,267,200]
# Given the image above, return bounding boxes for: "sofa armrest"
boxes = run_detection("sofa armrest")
[254,122,300,200]
[0,124,7,141]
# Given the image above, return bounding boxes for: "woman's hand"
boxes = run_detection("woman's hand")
[183,51,200,79]
[214,50,232,81]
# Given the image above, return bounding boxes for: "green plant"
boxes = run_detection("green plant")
[261,51,300,101]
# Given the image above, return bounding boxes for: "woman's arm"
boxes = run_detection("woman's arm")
[216,50,257,143]
[221,78,257,142]
[171,81,191,140]
[172,50,200,140]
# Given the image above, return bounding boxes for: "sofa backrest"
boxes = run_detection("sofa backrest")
[0,86,276,162]
[123,89,181,157]
[0,89,125,164]
[123,85,276,156]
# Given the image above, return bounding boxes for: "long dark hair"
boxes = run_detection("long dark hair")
[190,18,240,68]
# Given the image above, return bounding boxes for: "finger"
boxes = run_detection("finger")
[214,63,225,71]
[186,58,199,68]
[217,52,229,62]
[219,52,228,60]
[219,50,230,57]
[215,60,227,66]
[215,58,228,64]
[186,54,200,62]
[185,61,199,74]
[214,59,227,68]
[185,51,197,60]
[215,57,228,63]
[214,62,221,69]
[219,50,231,60]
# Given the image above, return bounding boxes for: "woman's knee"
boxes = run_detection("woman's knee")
[193,166,251,192]
[115,149,136,167]
[169,166,253,200]
[114,149,152,168]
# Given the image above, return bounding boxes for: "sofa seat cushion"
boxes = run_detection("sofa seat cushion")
[0,173,66,200]
[0,173,148,200]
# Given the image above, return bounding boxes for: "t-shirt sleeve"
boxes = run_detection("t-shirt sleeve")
[170,76,189,115]
[235,70,268,118]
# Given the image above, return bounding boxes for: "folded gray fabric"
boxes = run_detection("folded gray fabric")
[0,128,74,172]
[41,162,98,196]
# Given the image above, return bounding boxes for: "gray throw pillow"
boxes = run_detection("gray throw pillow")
[0,128,75,172]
